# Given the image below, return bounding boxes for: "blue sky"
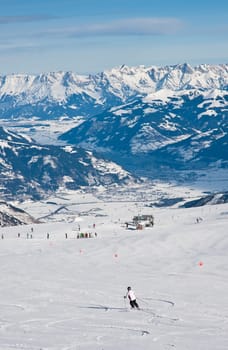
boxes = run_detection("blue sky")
[0,0,227,74]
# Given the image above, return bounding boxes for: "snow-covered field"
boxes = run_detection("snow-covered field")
[1,188,228,350]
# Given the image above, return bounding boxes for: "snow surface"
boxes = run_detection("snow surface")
[1,186,228,350]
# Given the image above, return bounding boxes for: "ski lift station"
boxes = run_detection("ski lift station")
[125,214,154,230]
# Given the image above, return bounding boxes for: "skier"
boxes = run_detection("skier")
[124,286,139,309]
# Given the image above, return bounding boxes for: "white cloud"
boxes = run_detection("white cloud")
[47,17,184,38]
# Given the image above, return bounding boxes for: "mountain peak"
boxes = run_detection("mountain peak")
[176,62,194,74]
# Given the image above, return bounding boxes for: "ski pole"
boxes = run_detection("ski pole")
[123,296,127,309]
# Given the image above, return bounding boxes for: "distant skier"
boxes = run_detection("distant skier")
[124,286,139,309]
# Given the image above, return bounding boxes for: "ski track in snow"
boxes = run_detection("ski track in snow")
[0,195,228,350]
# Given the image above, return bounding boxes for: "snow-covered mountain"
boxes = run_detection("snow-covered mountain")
[0,127,135,201]
[0,63,227,185]
[0,200,37,227]
[182,192,228,208]
[0,63,227,119]
[60,91,228,171]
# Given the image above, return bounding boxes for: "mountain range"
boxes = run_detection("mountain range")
[0,63,227,120]
[0,63,227,202]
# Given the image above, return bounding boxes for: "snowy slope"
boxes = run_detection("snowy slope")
[0,191,228,350]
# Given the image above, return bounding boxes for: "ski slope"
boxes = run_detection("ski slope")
[0,195,228,350]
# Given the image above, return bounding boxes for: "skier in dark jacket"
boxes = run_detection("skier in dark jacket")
[124,286,139,309]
